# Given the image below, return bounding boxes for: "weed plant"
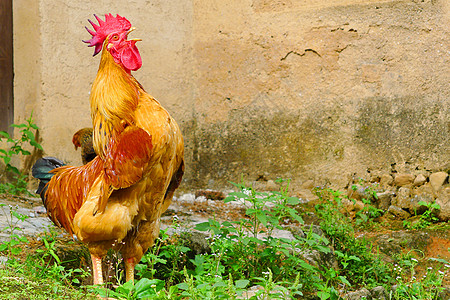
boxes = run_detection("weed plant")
[0,180,448,299]
[0,114,43,196]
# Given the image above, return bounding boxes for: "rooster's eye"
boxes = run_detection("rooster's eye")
[111,34,119,41]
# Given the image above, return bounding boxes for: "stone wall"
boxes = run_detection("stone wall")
[13,0,449,191]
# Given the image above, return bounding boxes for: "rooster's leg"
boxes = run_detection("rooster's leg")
[125,258,135,282]
[91,254,104,285]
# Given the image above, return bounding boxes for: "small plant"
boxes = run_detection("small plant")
[314,187,393,287]
[0,113,43,196]
[0,203,29,255]
[390,258,449,300]
[403,201,441,230]
[350,180,384,229]
[93,277,168,299]
[136,216,190,286]
[195,179,306,281]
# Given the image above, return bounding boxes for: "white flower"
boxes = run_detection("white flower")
[243,188,252,196]
[411,258,418,262]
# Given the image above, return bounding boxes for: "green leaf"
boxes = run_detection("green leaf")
[9,239,20,247]
[256,211,268,226]
[0,243,8,252]
[177,282,189,290]
[229,191,250,199]
[223,196,236,203]
[299,260,317,272]
[194,221,211,231]
[235,279,249,289]
[179,246,191,253]
[0,131,10,139]
[134,278,158,297]
[30,140,43,150]
[428,257,449,264]
[11,247,22,255]
[10,124,27,128]
[116,280,134,295]
[349,255,361,262]
[338,276,351,286]
[213,281,227,288]
[287,197,301,205]
[317,291,331,300]
[19,149,31,156]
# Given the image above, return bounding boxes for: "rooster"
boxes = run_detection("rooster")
[72,127,96,164]
[32,14,184,285]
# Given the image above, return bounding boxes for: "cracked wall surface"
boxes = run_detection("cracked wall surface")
[13,0,450,191]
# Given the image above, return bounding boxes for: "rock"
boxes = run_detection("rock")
[370,286,387,300]
[413,174,427,187]
[288,226,306,239]
[301,224,324,237]
[386,205,410,220]
[412,184,435,201]
[346,287,371,300]
[373,231,430,257]
[376,191,395,211]
[429,172,448,192]
[296,188,320,205]
[380,174,393,188]
[393,187,412,209]
[178,193,196,202]
[299,248,338,271]
[0,256,7,268]
[340,198,357,216]
[266,180,278,191]
[301,179,315,190]
[347,184,374,201]
[195,190,225,200]
[409,195,431,215]
[436,187,450,221]
[394,173,415,187]
[299,212,320,225]
[187,231,211,254]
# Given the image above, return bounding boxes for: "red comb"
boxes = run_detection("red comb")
[83,14,132,56]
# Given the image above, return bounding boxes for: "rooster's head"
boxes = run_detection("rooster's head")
[84,14,142,71]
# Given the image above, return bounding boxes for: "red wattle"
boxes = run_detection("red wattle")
[121,43,142,71]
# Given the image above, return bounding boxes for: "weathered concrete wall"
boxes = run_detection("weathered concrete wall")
[13,0,449,191]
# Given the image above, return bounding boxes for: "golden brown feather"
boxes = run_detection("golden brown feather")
[33,15,184,285]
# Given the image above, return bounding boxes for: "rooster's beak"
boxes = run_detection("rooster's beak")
[126,27,141,42]
[126,27,136,36]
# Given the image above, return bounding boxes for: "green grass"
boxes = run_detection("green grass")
[0,257,96,300]
[0,179,449,299]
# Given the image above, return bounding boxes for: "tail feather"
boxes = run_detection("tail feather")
[32,157,65,201]
[32,156,104,234]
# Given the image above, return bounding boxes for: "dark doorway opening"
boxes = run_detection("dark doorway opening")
[0,0,14,134]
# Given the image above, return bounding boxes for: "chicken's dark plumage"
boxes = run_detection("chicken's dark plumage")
[31,157,65,203]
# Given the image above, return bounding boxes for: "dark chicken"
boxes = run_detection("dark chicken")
[72,127,96,164]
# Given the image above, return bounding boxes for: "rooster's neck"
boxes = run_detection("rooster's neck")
[90,50,140,158]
